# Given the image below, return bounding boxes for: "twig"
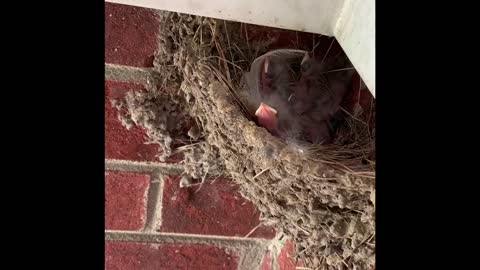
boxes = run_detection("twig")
[233,43,248,62]
[312,33,315,55]
[223,20,237,79]
[244,23,251,58]
[201,56,243,72]
[340,108,369,127]
[244,223,261,238]
[342,233,375,262]
[321,67,355,74]
[292,223,311,236]
[252,167,271,180]
[192,23,202,42]
[298,244,314,255]
[172,141,205,154]
[311,34,323,53]
[295,31,300,49]
[320,38,335,66]
[210,173,223,184]
[200,22,203,45]
[194,166,210,193]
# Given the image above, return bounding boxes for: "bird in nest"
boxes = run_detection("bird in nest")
[239,49,355,145]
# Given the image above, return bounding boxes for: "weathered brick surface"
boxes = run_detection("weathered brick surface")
[105,2,160,67]
[105,81,161,162]
[105,241,239,270]
[105,171,150,230]
[159,176,276,239]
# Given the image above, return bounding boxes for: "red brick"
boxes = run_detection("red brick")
[277,241,303,270]
[259,241,303,270]
[159,176,276,239]
[105,241,239,270]
[105,2,159,67]
[105,81,161,162]
[260,252,273,270]
[105,81,185,163]
[105,171,150,230]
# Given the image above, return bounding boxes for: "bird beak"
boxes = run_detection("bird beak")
[255,102,278,131]
[255,102,277,117]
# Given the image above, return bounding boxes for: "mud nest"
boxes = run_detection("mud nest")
[116,11,375,270]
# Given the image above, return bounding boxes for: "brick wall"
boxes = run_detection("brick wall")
[105,2,300,269]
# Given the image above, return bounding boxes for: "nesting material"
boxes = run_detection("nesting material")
[117,11,375,270]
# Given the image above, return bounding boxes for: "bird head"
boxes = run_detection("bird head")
[255,102,278,133]
[244,49,308,134]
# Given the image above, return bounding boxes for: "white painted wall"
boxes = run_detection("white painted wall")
[106,0,375,96]
[334,0,375,97]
